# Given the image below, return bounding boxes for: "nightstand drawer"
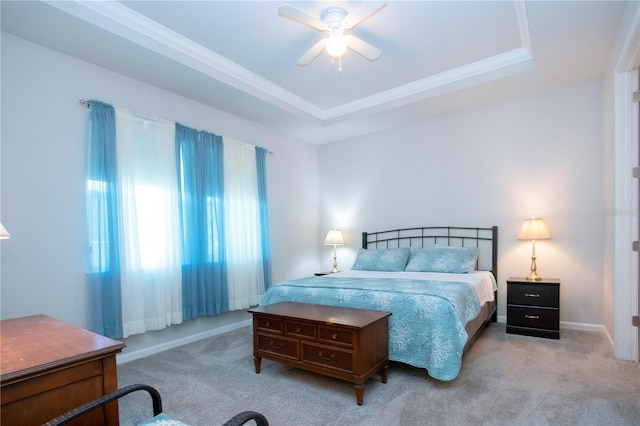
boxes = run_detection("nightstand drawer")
[507,284,559,307]
[507,306,559,330]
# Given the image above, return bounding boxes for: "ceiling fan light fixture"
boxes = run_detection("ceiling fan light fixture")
[326,32,347,57]
[279,2,385,67]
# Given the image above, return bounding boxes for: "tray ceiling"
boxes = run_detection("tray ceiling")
[0,1,627,144]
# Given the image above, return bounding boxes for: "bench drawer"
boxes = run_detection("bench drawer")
[301,343,354,374]
[318,325,354,348]
[256,334,299,360]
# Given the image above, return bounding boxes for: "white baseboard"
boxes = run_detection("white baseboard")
[602,325,615,349]
[116,318,252,364]
[559,321,604,333]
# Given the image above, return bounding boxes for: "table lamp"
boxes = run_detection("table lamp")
[0,223,11,239]
[518,216,551,281]
[324,228,344,273]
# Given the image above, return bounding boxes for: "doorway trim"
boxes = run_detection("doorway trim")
[613,7,640,361]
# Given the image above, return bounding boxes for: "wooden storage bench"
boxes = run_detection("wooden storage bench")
[248,302,391,405]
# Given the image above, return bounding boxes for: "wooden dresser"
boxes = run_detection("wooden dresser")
[248,302,390,405]
[0,314,125,425]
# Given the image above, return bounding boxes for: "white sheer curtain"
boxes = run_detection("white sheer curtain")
[223,138,265,310]
[115,108,183,337]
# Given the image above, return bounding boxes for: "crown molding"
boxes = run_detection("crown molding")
[323,47,533,122]
[44,0,532,125]
[44,0,326,123]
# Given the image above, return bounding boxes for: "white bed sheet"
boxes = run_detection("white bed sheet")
[325,270,497,306]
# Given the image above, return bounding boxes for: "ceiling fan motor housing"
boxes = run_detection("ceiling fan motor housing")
[321,7,347,34]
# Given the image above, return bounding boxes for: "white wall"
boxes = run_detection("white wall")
[0,34,320,354]
[319,79,605,329]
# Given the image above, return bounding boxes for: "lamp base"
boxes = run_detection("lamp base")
[526,253,542,281]
[525,272,542,281]
[330,253,339,274]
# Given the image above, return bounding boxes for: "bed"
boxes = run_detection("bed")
[259,226,498,381]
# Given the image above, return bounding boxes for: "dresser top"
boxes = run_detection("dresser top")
[0,314,125,382]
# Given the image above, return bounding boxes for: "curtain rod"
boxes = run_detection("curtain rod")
[79,99,272,154]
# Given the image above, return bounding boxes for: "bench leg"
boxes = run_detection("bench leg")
[253,356,262,374]
[354,384,364,406]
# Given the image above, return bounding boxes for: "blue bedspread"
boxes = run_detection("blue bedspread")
[259,275,481,381]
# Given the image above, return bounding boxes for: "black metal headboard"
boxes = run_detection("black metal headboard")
[362,226,499,280]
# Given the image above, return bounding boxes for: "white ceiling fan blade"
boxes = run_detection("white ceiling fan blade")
[297,39,327,66]
[343,2,386,29]
[278,5,323,30]
[345,35,382,61]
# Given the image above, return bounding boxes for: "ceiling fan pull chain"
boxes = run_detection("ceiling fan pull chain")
[330,56,343,74]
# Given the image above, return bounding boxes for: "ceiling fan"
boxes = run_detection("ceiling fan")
[278,2,386,66]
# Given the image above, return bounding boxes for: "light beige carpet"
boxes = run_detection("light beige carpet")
[118,323,639,425]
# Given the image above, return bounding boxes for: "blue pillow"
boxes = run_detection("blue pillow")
[404,247,442,272]
[431,244,479,273]
[351,247,410,272]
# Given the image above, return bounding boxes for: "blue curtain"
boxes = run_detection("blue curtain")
[86,104,271,334]
[256,147,272,289]
[86,100,123,338]
[176,123,228,320]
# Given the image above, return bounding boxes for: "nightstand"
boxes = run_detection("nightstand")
[506,277,560,339]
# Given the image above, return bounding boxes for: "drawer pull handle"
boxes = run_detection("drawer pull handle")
[525,293,540,298]
[265,321,271,327]
[525,315,540,319]
[296,327,302,333]
[269,340,284,350]
[318,351,335,362]
[331,333,338,340]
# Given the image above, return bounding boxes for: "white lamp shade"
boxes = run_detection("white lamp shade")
[518,217,551,240]
[0,223,11,239]
[324,229,344,245]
